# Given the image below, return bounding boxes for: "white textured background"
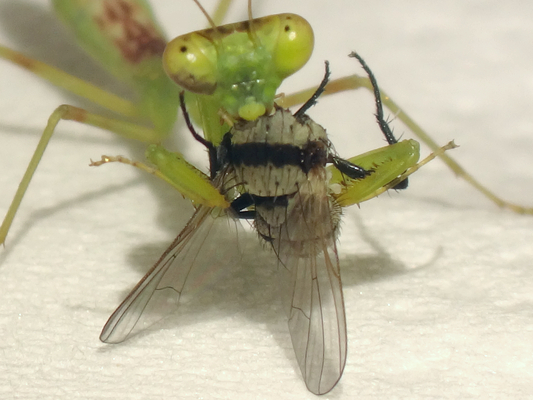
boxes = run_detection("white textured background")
[1,1,532,399]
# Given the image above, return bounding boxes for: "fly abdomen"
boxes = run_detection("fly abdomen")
[230,107,329,197]
[225,107,340,258]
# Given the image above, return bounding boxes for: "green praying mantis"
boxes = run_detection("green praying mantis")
[1,0,532,395]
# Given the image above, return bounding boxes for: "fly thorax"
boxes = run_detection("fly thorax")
[254,168,341,258]
[229,108,329,198]
[254,195,294,235]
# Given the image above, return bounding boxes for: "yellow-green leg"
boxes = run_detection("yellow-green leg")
[278,73,533,215]
[0,103,224,245]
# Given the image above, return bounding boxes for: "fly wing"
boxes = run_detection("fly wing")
[100,205,237,343]
[280,239,347,395]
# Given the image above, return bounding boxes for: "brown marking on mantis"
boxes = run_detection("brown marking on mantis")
[94,0,166,64]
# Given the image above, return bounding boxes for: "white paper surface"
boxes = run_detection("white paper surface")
[1,1,532,399]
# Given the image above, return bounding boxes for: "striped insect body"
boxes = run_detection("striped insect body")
[228,107,340,258]
[230,108,329,197]
[215,75,352,392]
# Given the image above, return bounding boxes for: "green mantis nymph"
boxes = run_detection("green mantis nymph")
[1,0,532,397]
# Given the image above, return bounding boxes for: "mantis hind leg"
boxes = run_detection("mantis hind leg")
[0,104,164,245]
[0,103,225,245]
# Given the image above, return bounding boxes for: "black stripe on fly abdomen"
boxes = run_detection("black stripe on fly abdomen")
[231,140,328,174]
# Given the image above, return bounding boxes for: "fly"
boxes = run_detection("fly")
[98,55,455,394]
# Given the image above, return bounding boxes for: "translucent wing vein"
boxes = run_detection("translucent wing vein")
[100,206,234,343]
[283,241,347,394]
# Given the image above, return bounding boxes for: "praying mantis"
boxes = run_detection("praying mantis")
[1,0,532,397]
